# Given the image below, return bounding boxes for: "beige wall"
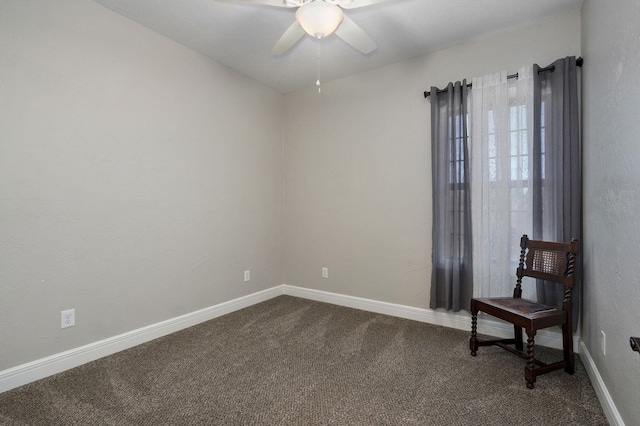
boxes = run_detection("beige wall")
[581,0,640,423]
[0,0,284,370]
[283,12,582,307]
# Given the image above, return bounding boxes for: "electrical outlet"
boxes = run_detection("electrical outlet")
[601,330,606,356]
[322,267,329,278]
[61,309,75,329]
[244,270,251,282]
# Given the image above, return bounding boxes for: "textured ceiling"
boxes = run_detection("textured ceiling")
[91,0,583,94]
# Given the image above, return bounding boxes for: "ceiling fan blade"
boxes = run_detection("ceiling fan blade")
[334,15,376,54]
[272,21,306,55]
[339,0,394,10]
[224,0,297,7]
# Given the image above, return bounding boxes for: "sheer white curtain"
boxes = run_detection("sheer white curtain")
[470,66,535,299]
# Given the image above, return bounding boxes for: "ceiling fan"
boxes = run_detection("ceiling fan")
[233,0,393,56]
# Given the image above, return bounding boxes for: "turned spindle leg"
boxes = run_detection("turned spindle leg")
[470,312,478,356]
[525,332,536,389]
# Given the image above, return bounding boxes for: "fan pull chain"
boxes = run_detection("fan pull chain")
[316,43,322,94]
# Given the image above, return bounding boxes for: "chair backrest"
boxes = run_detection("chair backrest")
[516,234,579,288]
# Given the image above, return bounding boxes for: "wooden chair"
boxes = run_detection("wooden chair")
[470,234,579,389]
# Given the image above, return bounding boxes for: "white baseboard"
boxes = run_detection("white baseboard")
[281,284,576,350]
[579,341,625,426]
[1,282,619,426]
[0,286,283,394]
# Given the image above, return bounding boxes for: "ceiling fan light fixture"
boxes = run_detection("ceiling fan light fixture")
[296,1,344,39]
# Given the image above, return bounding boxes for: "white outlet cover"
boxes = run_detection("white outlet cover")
[61,309,75,328]
[244,270,251,282]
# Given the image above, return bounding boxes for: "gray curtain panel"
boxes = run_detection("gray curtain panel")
[429,81,473,312]
[532,56,582,328]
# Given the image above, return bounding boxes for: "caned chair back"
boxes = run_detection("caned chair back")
[517,235,578,289]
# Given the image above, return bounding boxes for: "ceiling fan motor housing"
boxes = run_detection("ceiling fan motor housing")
[284,0,353,6]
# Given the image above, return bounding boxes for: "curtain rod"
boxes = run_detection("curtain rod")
[423,57,583,99]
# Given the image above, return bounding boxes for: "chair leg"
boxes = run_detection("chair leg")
[514,325,523,351]
[470,311,478,356]
[525,332,536,389]
[562,321,575,374]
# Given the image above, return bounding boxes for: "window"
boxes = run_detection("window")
[449,114,469,187]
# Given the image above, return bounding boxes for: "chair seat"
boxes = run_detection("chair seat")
[472,297,566,329]
[475,297,555,315]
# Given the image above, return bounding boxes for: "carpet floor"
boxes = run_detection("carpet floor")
[0,295,608,425]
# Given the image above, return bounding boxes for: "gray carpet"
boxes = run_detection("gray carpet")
[0,296,608,425]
